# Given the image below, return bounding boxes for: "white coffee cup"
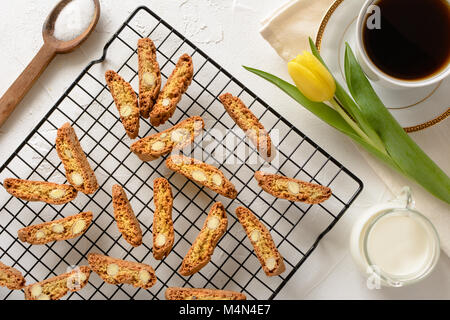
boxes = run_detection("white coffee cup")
[355,0,450,89]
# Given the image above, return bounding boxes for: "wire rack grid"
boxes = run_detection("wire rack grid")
[0,6,362,300]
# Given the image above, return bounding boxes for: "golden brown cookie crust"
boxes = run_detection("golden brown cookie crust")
[88,253,156,289]
[130,116,204,162]
[105,70,140,139]
[17,211,93,245]
[165,287,246,300]
[0,261,26,290]
[179,202,228,276]
[138,38,161,118]
[235,206,285,277]
[55,122,99,194]
[166,155,237,199]
[3,178,78,205]
[24,266,91,300]
[254,171,332,204]
[150,54,194,127]
[219,93,272,158]
[152,178,174,260]
[112,184,143,247]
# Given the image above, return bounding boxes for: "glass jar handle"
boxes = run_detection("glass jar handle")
[397,186,415,210]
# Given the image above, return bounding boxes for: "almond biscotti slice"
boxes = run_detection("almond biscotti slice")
[18,211,93,245]
[219,93,272,158]
[0,261,26,290]
[88,253,156,289]
[24,266,91,300]
[153,178,174,260]
[165,287,246,300]
[138,38,161,118]
[235,206,285,277]
[166,155,237,199]
[150,54,194,127]
[105,70,140,139]
[179,202,227,276]
[130,116,204,161]
[3,178,77,205]
[56,123,99,194]
[254,171,332,204]
[112,184,142,247]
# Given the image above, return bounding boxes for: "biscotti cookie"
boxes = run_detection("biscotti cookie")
[130,116,204,161]
[152,178,174,260]
[235,206,285,276]
[105,70,140,139]
[3,178,77,205]
[219,93,272,158]
[165,287,246,300]
[112,184,142,247]
[18,211,93,245]
[254,171,332,204]
[55,123,99,194]
[24,266,91,300]
[166,155,237,199]
[88,253,156,289]
[149,54,194,127]
[179,202,227,276]
[0,261,26,290]
[138,38,161,118]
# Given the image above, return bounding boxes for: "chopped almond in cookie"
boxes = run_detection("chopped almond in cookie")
[3,178,78,205]
[112,184,143,247]
[138,38,161,118]
[150,54,194,127]
[0,261,26,290]
[254,171,331,204]
[55,123,98,194]
[88,253,156,289]
[17,212,93,245]
[24,266,91,300]
[153,178,174,260]
[166,155,237,199]
[130,116,204,162]
[179,202,227,276]
[235,206,285,277]
[105,70,140,139]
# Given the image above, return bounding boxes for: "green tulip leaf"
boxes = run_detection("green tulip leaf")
[344,43,450,204]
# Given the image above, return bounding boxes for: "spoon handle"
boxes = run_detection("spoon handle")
[0,43,56,129]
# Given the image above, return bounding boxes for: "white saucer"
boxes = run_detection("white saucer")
[316,0,449,132]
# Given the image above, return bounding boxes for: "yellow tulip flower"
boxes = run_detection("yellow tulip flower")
[288,51,336,102]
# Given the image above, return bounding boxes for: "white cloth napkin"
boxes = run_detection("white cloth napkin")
[260,0,450,256]
[260,0,336,61]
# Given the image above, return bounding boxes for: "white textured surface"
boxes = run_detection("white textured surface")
[0,0,448,299]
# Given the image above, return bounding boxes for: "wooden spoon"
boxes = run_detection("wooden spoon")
[0,0,100,128]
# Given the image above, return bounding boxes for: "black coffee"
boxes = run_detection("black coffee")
[363,0,450,80]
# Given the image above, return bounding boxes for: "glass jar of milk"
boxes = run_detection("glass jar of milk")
[350,187,440,287]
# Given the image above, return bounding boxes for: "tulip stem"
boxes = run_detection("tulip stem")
[328,98,379,150]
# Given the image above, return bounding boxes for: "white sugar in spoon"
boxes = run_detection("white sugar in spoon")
[0,0,100,128]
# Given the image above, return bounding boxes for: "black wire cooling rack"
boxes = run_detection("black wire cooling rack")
[0,6,363,300]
